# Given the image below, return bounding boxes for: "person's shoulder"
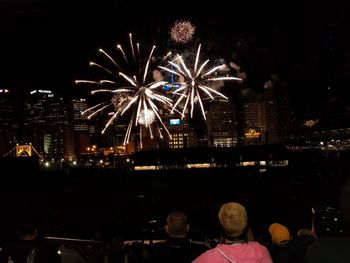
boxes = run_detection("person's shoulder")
[151,240,167,247]
[192,247,216,263]
[189,241,210,250]
[247,241,268,247]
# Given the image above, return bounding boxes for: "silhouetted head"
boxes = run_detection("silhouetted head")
[165,211,189,238]
[17,222,38,240]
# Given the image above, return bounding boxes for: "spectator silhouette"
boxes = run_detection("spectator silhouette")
[59,244,86,263]
[105,235,126,263]
[1,221,60,263]
[267,223,314,263]
[302,206,350,263]
[193,202,272,263]
[149,211,208,263]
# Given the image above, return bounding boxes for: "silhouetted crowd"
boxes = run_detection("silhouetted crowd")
[1,194,350,263]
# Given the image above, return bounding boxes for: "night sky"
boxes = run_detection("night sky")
[1,0,350,125]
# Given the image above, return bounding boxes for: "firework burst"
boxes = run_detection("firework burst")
[170,20,196,44]
[76,34,173,147]
[159,44,242,120]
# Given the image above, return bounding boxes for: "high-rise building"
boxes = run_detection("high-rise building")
[25,90,65,163]
[0,88,16,156]
[242,102,263,145]
[206,99,238,147]
[67,99,91,160]
[242,88,280,145]
[257,88,280,144]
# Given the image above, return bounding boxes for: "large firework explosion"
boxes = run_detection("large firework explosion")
[158,44,242,120]
[76,34,173,148]
[170,20,196,44]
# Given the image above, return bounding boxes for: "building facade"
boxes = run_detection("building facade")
[25,90,65,163]
[243,88,280,145]
[206,99,238,147]
[0,88,16,156]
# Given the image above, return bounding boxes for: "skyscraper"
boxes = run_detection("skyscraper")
[242,88,280,145]
[25,90,65,163]
[206,99,238,147]
[0,88,16,156]
[67,98,90,160]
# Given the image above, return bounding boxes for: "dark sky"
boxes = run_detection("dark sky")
[1,0,350,123]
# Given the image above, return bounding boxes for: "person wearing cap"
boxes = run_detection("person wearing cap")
[193,202,272,263]
[267,223,314,263]
[269,223,291,246]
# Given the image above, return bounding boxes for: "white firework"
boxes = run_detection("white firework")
[138,109,156,126]
[76,34,173,147]
[159,44,242,120]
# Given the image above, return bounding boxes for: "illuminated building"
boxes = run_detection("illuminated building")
[0,88,16,155]
[243,88,280,145]
[162,109,197,150]
[67,99,90,160]
[132,144,289,171]
[206,99,238,147]
[25,89,65,162]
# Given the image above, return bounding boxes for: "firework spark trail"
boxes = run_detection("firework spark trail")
[129,33,136,62]
[81,103,105,115]
[162,51,172,62]
[76,34,173,148]
[75,80,100,85]
[143,45,156,83]
[136,43,140,62]
[87,104,111,119]
[159,44,242,120]
[98,48,120,68]
[116,44,128,64]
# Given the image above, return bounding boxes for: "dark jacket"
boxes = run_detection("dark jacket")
[149,237,208,263]
[302,237,350,263]
[1,239,60,263]
[268,235,315,263]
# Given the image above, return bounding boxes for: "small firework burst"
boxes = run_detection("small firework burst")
[138,109,156,126]
[170,20,196,44]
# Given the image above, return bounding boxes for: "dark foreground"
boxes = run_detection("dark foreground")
[0,149,349,242]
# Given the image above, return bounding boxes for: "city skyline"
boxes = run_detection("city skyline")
[1,0,349,127]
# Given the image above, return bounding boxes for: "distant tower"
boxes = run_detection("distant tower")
[206,99,238,147]
[25,90,65,163]
[67,99,91,160]
[0,88,16,155]
[243,89,280,145]
[242,102,263,145]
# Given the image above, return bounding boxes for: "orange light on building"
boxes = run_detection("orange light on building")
[16,145,32,157]
[244,128,261,139]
